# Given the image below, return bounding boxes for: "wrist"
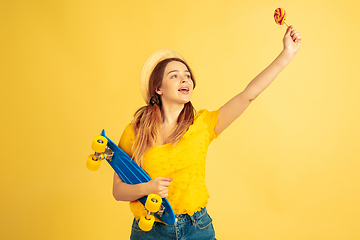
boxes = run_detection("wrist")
[281,48,296,60]
[140,182,149,196]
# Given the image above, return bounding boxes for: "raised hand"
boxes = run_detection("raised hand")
[283,26,302,55]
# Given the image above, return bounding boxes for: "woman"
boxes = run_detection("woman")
[113,26,301,239]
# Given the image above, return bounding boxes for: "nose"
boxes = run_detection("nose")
[181,77,188,83]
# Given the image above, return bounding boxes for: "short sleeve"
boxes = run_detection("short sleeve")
[118,124,135,158]
[198,109,221,140]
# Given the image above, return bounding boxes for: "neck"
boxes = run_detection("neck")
[160,102,185,126]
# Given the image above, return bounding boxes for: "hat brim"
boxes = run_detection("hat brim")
[140,49,185,103]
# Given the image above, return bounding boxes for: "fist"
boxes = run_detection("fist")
[146,177,173,198]
[283,26,302,55]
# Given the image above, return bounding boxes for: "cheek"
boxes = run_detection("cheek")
[159,82,175,94]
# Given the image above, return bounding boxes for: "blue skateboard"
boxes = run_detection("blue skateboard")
[87,130,176,231]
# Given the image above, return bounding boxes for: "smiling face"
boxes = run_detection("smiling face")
[156,61,194,106]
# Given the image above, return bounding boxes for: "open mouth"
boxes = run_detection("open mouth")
[178,86,190,94]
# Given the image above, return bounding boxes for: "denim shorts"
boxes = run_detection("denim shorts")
[130,207,216,240]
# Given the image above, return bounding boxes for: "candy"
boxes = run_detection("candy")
[274,8,288,26]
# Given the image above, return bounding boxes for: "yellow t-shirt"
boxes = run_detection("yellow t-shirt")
[118,109,220,219]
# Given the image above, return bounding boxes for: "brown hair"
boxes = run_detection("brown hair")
[131,58,196,166]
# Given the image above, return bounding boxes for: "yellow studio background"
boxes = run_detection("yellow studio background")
[1,0,359,239]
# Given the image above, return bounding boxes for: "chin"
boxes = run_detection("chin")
[181,98,192,104]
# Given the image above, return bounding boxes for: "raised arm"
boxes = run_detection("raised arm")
[214,26,301,135]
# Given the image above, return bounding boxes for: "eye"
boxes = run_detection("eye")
[186,75,191,78]
[171,75,177,79]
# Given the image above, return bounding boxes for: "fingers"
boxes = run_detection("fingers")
[292,30,302,43]
[150,177,174,198]
[285,25,292,36]
[157,177,173,182]
[286,26,302,43]
[157,177,172,189]
[157,183,169,198]
[159,189,169,198]
[290,29,300,40]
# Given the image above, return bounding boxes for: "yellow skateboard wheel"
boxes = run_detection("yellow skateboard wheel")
[139,214,155,232]
[86,154,101,171]
[91,136,108,153]
[145,194,162,213]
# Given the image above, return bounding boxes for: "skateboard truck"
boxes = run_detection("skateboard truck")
[144,198,165,217]
[94,146,114,161]
[139,194,163,231]
[86,136,114,171]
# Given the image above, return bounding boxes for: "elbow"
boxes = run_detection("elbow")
[241,86,262,102]
[113,193,120,201]
[112,188,122,201]
[247,92,259,102]
[240,91,257,103]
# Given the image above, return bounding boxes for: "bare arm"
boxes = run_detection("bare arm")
[113,173,173,202]
[112,128,173,202]
[214,26,302,135]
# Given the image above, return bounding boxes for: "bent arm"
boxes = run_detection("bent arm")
[113,125,173,201]
[214,27,301,135]
[112,173,148,202]
[113,172,173,202]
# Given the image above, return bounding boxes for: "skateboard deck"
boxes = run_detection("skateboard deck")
[98,129,175,225]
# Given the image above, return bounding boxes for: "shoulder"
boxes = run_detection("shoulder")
[193,109,221,139]
[119,123,135,157]
[195,109,219,124]
[123,123,135,137]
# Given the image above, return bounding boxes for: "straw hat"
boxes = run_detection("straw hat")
[140,49,185,103]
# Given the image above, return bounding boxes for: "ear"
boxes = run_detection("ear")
[155,87,162,95]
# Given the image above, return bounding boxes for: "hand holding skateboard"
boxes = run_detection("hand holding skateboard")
[86,130,176,231]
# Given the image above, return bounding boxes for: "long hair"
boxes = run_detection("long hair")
[132,58,196,166]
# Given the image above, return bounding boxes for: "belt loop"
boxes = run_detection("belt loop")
[190,215,196,225]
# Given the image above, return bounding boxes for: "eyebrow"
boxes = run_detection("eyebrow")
[167,70,190,75]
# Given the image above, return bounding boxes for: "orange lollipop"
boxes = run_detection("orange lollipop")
[274,8,289,27]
